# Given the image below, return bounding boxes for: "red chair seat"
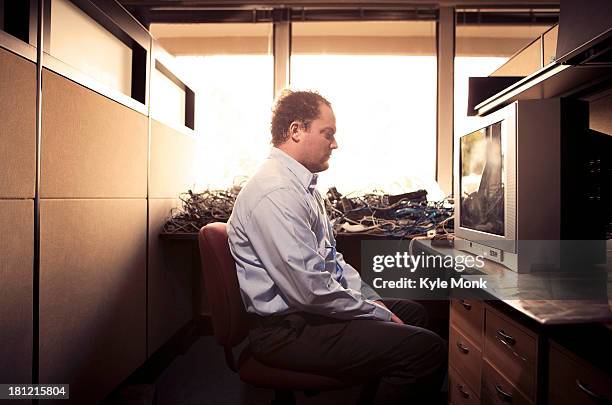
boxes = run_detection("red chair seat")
[237,346,352,390]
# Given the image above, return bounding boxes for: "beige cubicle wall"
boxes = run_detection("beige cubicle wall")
[147,198,195,354]
[148,119,201,355]
[39,199,147,401]
[0,47,36,198]
[0,0,198,402]
[49,0,133,97]
[38,69,149,401]
[0,200,34,385]
[490,38,542,77]
[0,46,35,387]
[40,69,148,198]
[149,119,200,199]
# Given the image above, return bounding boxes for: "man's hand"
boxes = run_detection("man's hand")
[374,300,404,325]
[390,312,404,325]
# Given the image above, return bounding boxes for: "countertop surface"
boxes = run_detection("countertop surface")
[416,239,612,325]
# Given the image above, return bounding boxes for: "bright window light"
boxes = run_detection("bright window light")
[150,66,186,129]
[291,55,439,198]
[175,55,274,189]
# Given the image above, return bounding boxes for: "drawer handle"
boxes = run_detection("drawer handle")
[495,384,513,402]
[456,342,470,354]
[457,384,470,399]
[496,329,516,345]
[576,379,609,402]
[460,299,472,310]
[495,330,528,362]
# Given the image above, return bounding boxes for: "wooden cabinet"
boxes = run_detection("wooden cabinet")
[482,360,533,405]
[483,307,538,401]
[449,302,543,405]
[548,341,612,405]
[449,299,484,403]
[450,326,482,396]
[450,366,481,405]
[451,299,484,346]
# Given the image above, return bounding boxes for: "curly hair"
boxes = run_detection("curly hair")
[270,90,332,146]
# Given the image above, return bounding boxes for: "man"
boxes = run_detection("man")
[227,90,446,404]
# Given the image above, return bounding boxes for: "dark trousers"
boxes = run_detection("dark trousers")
[248,299,448,404]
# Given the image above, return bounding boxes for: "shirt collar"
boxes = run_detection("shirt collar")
[269,147,318,192]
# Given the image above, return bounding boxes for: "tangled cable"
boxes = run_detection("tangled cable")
[325,187,454,238]
[162,187,241,234]
[162,184,454,238]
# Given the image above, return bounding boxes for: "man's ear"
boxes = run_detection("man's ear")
[289,121,302,142]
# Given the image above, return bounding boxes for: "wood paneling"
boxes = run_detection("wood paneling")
[150,119,200,199]
[0,47,36,198]
[39,199,146,402]
[147,198,195,355]
[0,200,33,384]
[41,69,147,198]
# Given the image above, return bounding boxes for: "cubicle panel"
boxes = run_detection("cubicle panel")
[150,119,201,199]
[147,198,195,355]
[543,25,559,66]
[39,199,146,402]
[0,47,36,198]
[491,38,542,77]
[590,94,612,136]
[0,200,33,384]
[41,69,147,198]
[49,0,133,97]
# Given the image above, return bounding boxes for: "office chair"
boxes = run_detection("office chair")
[198,222,361,405]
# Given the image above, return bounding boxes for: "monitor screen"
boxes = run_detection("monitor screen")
[460,121,505,236]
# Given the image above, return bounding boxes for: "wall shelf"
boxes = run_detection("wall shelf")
[475,62,612,116]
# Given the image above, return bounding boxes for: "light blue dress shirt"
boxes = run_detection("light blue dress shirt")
[227,147,392,321]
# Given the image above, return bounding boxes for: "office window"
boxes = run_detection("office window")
[49,0,133,96]
[0,0,31,44]
[454,12,557,138]
[151,23,273,189]
[291,21,439,197]
[150,63,187,130]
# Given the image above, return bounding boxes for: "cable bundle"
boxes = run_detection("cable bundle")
[162,188,241,234]
[162,185,454,239]
[325,187,454,238]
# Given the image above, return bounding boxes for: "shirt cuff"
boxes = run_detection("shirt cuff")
[361,281,382,301]
[369,300,392,321]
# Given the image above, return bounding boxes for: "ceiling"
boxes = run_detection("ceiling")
[150,20,552,39]
[120,0,559,27]
[120,0,558,6]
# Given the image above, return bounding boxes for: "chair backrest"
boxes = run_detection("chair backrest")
[198,222,250,349]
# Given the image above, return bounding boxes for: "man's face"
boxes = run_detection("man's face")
[298,103,338,173]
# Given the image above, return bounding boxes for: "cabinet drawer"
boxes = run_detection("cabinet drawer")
[549,343,612,405]
[450,325,482,395]
[483,306,537,400]
[451,299,484,347]
[450,366,481,405]
[482,360,532,405]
